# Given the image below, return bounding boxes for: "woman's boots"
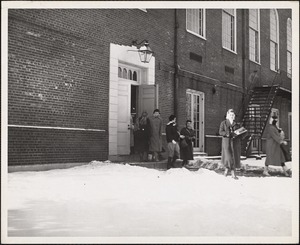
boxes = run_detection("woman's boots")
[263,165,291,177]
[231,169,238,179]
[167,156,177,170]
[224,168,238,179]
[167,157,172,170]
[224,168,229,177]
[263,166,271,176]
[282,165,290,177]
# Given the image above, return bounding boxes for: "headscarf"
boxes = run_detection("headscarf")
[139,111,148,126]
[226,109,235,124]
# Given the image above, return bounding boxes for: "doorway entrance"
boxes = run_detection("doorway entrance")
[109,43,155,159]
[186,89,205,152]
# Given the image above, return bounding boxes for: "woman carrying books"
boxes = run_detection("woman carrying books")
[219,109,246,179]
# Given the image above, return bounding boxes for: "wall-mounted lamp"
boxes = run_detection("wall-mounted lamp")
[129,40,154,63]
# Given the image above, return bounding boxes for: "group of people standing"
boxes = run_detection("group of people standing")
[132,109,195,170]
[219,109,291,179]
[132,108,291,176]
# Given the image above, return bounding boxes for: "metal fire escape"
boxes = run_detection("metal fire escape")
[241,85,280,156]
[239,69,290,157]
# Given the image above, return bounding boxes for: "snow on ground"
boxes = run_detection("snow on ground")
[4,158,298,243]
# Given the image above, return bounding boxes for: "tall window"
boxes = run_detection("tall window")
[186,9,206,38]
[287,18,292,78]
[270,9,279,71]
[222,9,236,52]
[249,9,260,63]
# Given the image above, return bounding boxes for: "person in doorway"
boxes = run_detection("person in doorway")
[129,114,136,155]
[148,109,163,162]
[180,120,196,167]
[219,109,242,179]
[263,116,290,177]
[134,110,150,162]
[165,115,182,169]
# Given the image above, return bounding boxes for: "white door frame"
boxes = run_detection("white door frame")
[109,43,155,157]
[186,89,205,152]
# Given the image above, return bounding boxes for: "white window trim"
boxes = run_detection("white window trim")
[187,30,207,40]
[222,9,237,53]
[287,18,292,78]
[186,9,207,40]
[270,9,280,72]
[249,9,261,64]
[223,46,238,55]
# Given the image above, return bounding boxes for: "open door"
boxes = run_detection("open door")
[138,85,158,117]
[117,82,131,155]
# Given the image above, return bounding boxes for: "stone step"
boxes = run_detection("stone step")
[193,152,208,157]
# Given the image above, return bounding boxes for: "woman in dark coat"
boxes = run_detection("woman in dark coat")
[263,116,290,176]
[219,109,242,179]
[180,120,196,167]
[134,111,150,162]
[148,109,163,161]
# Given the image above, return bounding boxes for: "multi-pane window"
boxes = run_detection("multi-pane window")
[287,18,292,78]
[118,66,138,82]
[270,9,279,71]
[186,9,206,38]
[249,9,260,63]
[222,9,236,52]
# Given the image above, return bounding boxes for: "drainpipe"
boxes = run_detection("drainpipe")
[241,9,246,121]
[174,9,179,118]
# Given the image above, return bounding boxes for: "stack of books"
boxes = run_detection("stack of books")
[233,127,247,137]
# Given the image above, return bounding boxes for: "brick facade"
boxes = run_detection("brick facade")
[7,8,292,165]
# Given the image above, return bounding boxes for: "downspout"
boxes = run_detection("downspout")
[174,9,179,118]
[241,9,246,121]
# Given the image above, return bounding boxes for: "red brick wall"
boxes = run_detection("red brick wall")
[175,9,245,133]
[8,9,176,165]
[8,127,107,165]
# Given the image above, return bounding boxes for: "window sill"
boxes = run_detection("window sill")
[186,30,206,40]
[270,68,280,73]
[249,59,261,65]
[222,46,237,55]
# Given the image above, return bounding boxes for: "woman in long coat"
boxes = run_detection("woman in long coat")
[263,117,289,176]
[134,111,150,161]
[180,120,196,167]
[148,109,163,161]
[219,109,241,179]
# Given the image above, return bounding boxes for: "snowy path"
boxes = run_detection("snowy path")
[5,159,295,240]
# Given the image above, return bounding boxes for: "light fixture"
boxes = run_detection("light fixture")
[129,40,154,63]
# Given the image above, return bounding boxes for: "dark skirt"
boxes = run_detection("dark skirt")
[180,141,194,161]
[134,130,149,153]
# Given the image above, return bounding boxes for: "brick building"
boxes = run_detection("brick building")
[6,8,293,166]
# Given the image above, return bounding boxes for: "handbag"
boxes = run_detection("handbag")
[280,144,291,162]
[180,139,188,148]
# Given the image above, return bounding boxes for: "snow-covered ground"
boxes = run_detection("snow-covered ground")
[3,158,299,244]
